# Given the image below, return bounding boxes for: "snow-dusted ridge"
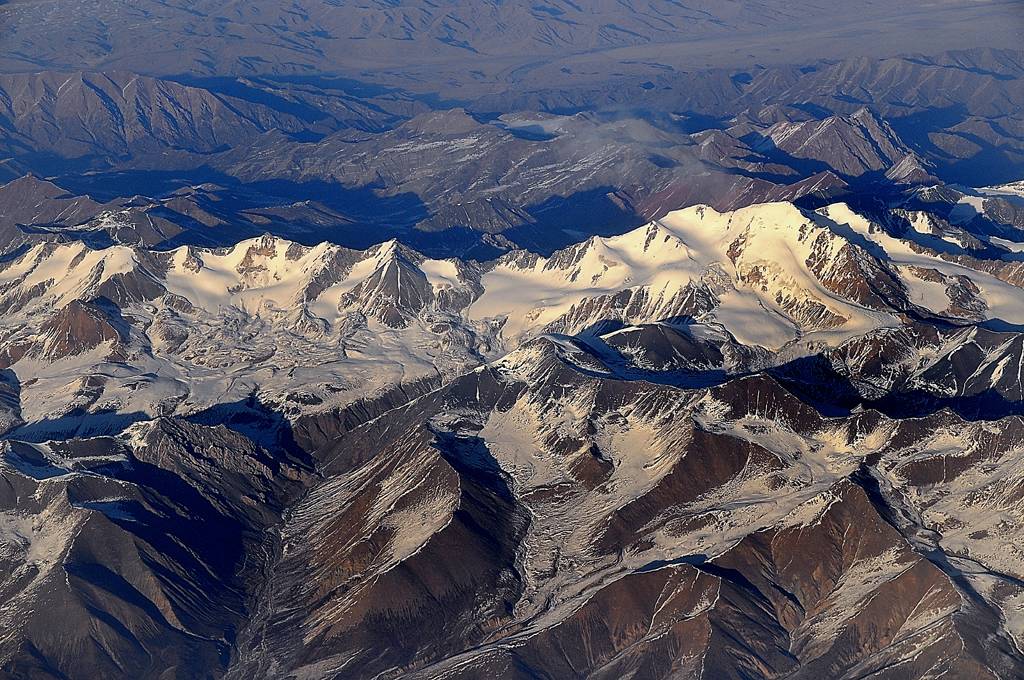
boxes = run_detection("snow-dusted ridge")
[2,198,1024,434]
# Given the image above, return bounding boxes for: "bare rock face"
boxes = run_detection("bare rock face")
[755,108,934,180]
[0,369,21,435]
[340,242,435,328]
[0,419,313,679]
[38,298,127,359]
[0,175,105,250]
[0,72,312,160]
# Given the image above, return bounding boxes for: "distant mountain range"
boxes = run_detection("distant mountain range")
[1,47,1022,259]
[1,0,1020,85]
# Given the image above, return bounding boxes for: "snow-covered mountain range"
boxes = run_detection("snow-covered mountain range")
[3,195,1023,433]
[4,194,1024,677]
